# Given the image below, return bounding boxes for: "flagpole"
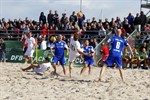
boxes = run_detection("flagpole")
[80,0,82,11]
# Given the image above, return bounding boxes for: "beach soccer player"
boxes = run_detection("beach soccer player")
[80,40,95,75]
[97,42,109,66]
[23,32,36,64]
[69,31,90,78]
[50,34,69,75]
[97,29,134,82]
[21,57,51,73]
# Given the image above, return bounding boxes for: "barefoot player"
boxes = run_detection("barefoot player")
[97,29,134,82]
[23,32,36,64]
[69,31,89,78]
[80,40,95,75]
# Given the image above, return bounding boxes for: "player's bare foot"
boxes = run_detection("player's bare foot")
[21,68,25,71]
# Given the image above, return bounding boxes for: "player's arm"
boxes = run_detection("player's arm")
[50,43,55,57]
[125,41,134,58]
[33,38,36,47]
[127,45,134,58]
[89,46,95,57]
[64,43,69,56]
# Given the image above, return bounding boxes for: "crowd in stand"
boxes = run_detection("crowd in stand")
[0,10,149,40]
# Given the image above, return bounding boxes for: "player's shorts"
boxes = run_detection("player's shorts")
[52,56,66,65]
[24,49,34,57]
[105,55,122,68]
[68,53,79,62]
[100,55,109,62]
[33,66,50,73]
[85,59,94,66]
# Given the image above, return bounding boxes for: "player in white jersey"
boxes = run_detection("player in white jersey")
[21,57,51,73]
[69,32,90,78]
[23,32,36,64]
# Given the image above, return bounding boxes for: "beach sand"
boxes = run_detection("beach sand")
[0,63,150,100]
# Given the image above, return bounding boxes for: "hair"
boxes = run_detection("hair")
[73,34,78,41]
[84,39,89,43]
[45,57,50,62]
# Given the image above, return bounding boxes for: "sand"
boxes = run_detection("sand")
[0,63,150,100]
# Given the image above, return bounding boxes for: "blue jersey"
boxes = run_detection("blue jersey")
[83,46,94,60]
[51,41,68,58]
[108,36,128,57]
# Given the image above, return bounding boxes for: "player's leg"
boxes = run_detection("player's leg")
[69,62,73,78]
[68,54,76,78]
[24,56,29,64]
[52,56,58,75]
[88,59,94,75]
[118,68,124,81]
[80,61,88,75]
[21,64,39,71]
[88,65,92,75]
[98,64,107,81]
[60,57,66,75]
[29,57,33,65]
[97,56,113,81]
[116,56,124,81]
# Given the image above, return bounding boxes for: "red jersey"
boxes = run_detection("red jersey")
[101,45,109,55]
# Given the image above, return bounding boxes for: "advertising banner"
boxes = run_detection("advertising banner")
[5,41,83,66]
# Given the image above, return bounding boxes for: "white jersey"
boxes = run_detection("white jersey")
[69,36,81,56]
[25,37,35,50]
[39,62,51,71]
[33,62,51,73]
[40,40,47,50]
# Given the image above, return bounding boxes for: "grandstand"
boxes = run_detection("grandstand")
[141,0,150,15]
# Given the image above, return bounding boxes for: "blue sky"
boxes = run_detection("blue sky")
[0,0,149,22]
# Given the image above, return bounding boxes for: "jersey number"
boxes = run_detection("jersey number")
[116,42,120,49]
[70,44,75,51]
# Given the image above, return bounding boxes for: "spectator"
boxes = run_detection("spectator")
[122,17,129,31]
[103,18,110,29]
[21,32,27,54]
[53,10,59,25]
[109,18,115,28]
[130,48,141,68]
[98,24,106,38]
[69,11,77,25]
[40,24,48,37]
[120,25,127,38]
[47,10,54,26]
[89,38,96,48]
[134,13,141,32]
[93,38,98,47]
[140,11,147,31]
[115,16,122,29]
[0,38,6,62]
[127,13,134,29]
[39,12,46,25]
[91,17,97,25]
[40,36,47,50]
[139,48,149,69]
[140,42,148,52]
[122,48,131,69]
[61,13,68,28]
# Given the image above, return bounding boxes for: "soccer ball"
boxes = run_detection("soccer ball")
[50,36,56,42]
[77,12,83,18]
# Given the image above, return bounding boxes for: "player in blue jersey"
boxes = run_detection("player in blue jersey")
[80,40,95,75]
[50,34,69,75]
[97,29,134,82]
